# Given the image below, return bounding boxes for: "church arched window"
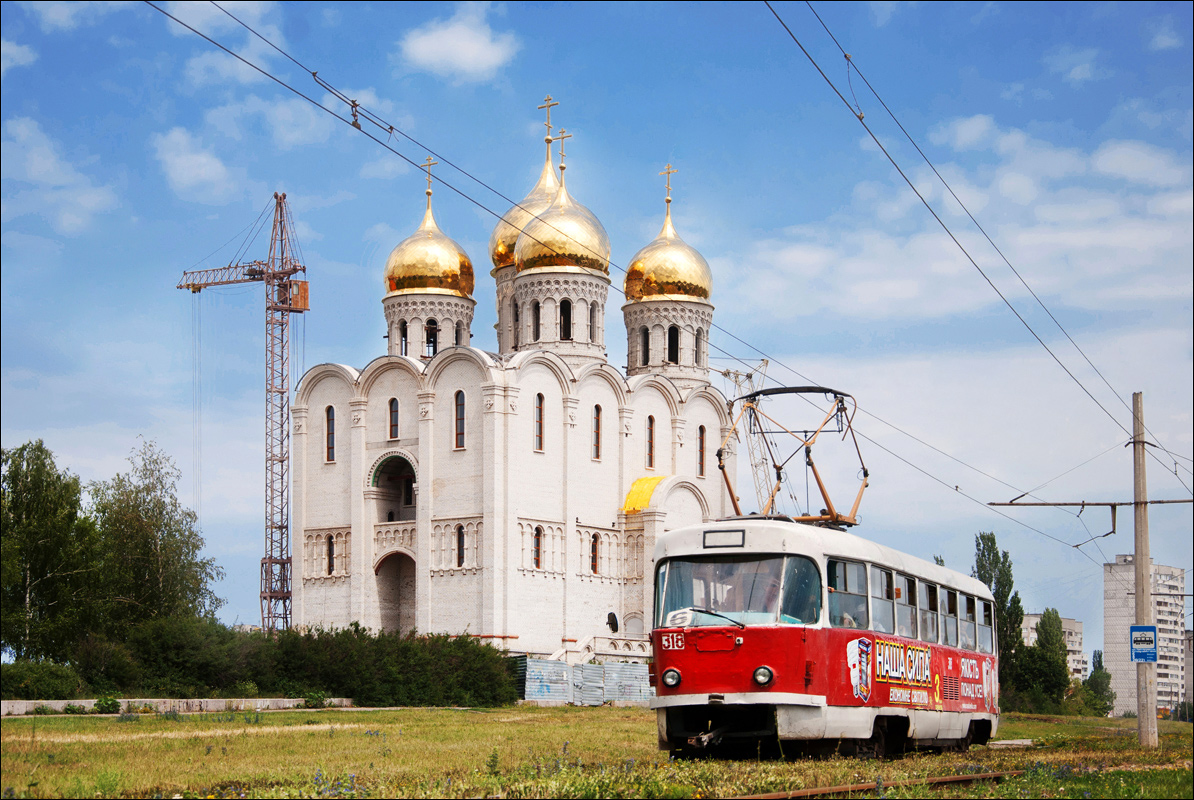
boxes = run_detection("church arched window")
[454,391,465,448]
[456,524,465,568]
[388,398,399,439]
[646,415,655,469]
[325,406,335,462]
[534,393,545,451]
[399,321,408,356]
[326,534,335,576]
[640,327,650,366]
[455,320,464,346]
[589,302,598,344]
[513,303,520,348]
[695,328,704,366]
[591,533,599,574]
[532,301,541,342]
[698,425,706,477]
[667,326,680,364]
[592,405,602,460]
[387,510,395,522]
[425,319,439,357]
[560,299,572,341]
[533,526,543,569]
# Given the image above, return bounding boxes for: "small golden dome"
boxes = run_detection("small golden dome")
[489,146,560,271]
[514,168,610,274]
[384,199,474,299]
[624,204,711,302]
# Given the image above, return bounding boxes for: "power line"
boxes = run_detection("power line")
[763,1,1192,499]
[150,0,1142,565]
[796,0,1194,494]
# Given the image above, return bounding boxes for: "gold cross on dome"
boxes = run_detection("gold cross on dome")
[422,156,439,194]
[660,163,678,202]
[538,95,560,137]
[554,128,573,166]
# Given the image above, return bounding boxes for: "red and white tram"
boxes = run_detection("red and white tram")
[650,516,999,757]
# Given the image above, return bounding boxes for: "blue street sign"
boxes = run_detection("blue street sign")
[1130,625,1158,663]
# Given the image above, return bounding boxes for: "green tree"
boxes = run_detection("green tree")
[1,441,100,661]
[1035,608,1067,662]
[1082,649,1115,717]
[971,531,1024,691]
[89,440,225,631]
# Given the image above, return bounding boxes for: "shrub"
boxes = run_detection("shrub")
[64,703,88,714]
[303,690,329,709]
[94,695,120,714]
[0,661,84,700]
[74,635,142,693]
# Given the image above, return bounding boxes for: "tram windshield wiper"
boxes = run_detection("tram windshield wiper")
[691,608,746,629]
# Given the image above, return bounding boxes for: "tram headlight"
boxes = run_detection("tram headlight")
[662,668,682,688]
[753,666,774,686]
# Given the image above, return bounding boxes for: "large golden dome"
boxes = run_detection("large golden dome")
[384,198,474,299]
[514,168,610,274]
[489,145,560,271]
[624,203,711,302]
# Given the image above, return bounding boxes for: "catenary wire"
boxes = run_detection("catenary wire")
[151,0,1139,565]
[803,0,1193,483]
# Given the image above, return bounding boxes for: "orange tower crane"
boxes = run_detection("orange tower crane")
[177,192,308,632]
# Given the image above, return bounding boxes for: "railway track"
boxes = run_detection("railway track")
[734,769,1026,798]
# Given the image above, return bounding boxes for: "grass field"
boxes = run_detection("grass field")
[2,708,1190,798]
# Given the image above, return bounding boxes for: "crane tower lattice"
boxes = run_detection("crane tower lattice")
[177,193,308,632]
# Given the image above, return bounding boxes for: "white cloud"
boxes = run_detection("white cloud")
[1146,18,1183,52]
[359,155,411,180]
[206,95,334,149]
[869,1,913,27]
[150,127,242,204]
[930,114,996,151]
[1092,140,1190,187]
[165,1,285,87]
[716,119,1192,324]
[398,3,520,83]
[1043,46,1110,85]
[18,1,131,32]
[0,117,118,233]
[1,39,37,77]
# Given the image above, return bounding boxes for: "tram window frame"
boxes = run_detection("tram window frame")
[918,582,940,644]
[827,559,868,629]
[961,594,978,650]
[870,566,895,634]
[977,599,995,654]
[895,573,918,639]
[943,589,959,647]
[779,555,822,625]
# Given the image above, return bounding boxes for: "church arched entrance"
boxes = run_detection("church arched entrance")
[372,455,416,523]
[376,551,416,634]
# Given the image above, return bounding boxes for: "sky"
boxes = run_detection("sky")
[2,1,1191,667]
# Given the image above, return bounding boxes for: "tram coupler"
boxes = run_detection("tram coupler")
[688,725,730,750]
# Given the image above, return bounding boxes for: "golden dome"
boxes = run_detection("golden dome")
[384,198,474,299]
[514,167,610,274]
[489,144,560,271]
[624,203,712,302]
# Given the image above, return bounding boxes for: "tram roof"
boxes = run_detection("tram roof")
[654,517,993,601]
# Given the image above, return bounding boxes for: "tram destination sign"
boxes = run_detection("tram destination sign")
[1129,625,1157,663]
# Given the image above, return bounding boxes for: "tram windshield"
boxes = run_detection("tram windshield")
[655,554,821,628]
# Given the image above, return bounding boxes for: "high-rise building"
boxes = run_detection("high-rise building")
[1021,613,1087,680]
[1103,555,1186,716]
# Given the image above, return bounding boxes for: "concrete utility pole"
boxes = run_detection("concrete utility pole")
[1132,391,1158,748]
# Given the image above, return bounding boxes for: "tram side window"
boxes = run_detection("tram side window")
[961,594,978,650]
[827,559,868,629]
[977,600,995,654]
[779,555,821,625]
[943,589,959,647]
[870,566,895,634]
[919,582,939,644]
[895,574,917,639]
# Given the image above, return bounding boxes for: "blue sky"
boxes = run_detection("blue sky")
[3,1,1191,664]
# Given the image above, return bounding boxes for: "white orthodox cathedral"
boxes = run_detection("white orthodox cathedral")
[291,110,736,662]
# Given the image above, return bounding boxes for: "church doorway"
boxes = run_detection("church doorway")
[373,455,416,523]
[376,552,416,634]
